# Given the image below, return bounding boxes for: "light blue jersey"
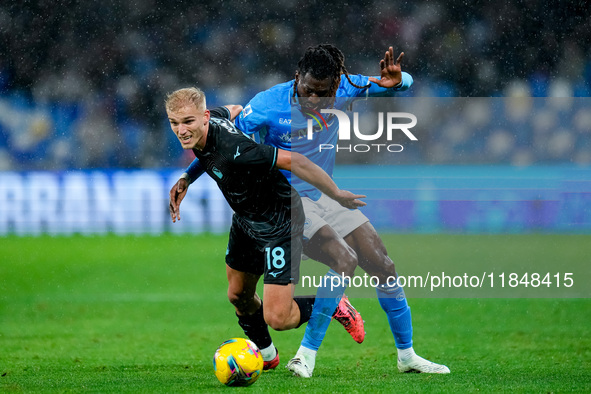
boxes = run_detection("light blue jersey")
[185,73,413,200]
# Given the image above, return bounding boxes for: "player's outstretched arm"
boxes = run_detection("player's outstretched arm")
[275,150,366,209]
[172,159,206,223]
[367,47,405,88]
[169,177,189,223]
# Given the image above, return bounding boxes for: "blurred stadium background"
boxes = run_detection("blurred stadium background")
[0,0,590,235]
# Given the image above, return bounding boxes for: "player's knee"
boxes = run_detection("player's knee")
[264,309,291,331]
[373,255,397,281]
[263,299,298,331]
[382,255,396,276]
[265,316,289,331]
[332,245,358,277]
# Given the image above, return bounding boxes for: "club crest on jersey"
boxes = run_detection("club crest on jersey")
[212,167,223,179]
[302,108,328,135]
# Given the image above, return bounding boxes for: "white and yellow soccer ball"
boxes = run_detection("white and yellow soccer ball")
[213,338,264,386]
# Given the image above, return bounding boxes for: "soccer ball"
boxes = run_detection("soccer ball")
[213,338,264,386]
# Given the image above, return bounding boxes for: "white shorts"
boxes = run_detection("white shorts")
[301,193,369,241]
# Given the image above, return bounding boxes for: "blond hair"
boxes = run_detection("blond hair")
[165,87,206,113]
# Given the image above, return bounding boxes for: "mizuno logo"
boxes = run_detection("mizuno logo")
[269,271,282,278]
[234,146,241,159]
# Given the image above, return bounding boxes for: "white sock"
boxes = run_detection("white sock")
[297,345,318,359]
[260,343,277,361]
[297,345,317,371]
[397,347,416,361]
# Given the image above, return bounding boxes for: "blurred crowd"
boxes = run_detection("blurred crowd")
[0,0,590,170]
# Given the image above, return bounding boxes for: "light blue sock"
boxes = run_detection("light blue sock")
[376,282,413,349]
[301,269,349,351]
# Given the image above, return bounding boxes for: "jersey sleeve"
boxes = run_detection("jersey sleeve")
[368,71,413,96]
[184,157,206,184]
[346,72,414,97]
[209,106,231,120]
[234,91,268,136]
[233,136,278,172]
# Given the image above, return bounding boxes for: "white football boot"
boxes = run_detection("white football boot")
[397,353,450,374]
[286,352,316,378]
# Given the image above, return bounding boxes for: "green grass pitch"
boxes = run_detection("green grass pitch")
[1,234,590,392]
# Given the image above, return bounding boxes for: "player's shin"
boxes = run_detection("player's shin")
[376,282,413,350]
[236,302,276,361]
[377,283,450,373]
[288,270,348,377]
[293,296,316,327]
[301,269,349,351]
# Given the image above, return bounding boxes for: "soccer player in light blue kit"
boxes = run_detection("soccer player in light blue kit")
[171,45,449,376]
